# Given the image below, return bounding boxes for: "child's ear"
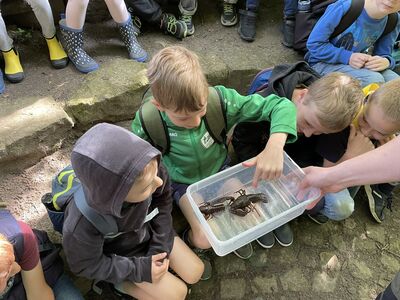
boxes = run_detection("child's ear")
[151,99,164,111]
[298,88,309,104]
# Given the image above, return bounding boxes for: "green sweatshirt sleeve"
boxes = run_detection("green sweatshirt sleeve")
[131,111,151,142]
[215,85,297,143]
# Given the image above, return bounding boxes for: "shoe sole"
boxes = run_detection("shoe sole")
[365,185,382,224]
[256,237,275,249]
[6,72,24,83]
[221,15,238,26]
[273,232,293,247]
[51,57,69,69]
[307,214,328,225]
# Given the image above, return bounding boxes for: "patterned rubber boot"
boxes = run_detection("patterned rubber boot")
[45,35,68,69]
[118,16,148,62]
[59,19,99,73]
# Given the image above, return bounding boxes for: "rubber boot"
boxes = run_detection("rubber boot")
[282,16,295,48]
[118,16,148,62]
[2,48,24,83]
[45,35,68,69]
[59,19,99,73]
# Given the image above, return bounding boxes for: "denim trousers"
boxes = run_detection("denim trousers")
[320,188,355,221]
[53,274,84,300]
[312,62,400,87]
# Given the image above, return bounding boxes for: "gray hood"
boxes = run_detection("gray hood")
[71,123,160,217]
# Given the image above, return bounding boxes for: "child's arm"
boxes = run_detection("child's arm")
[63,224,153,284]
[368,19,400,70]
[306,0,355,65]
[146,164,175,256]
[217,86,297,184]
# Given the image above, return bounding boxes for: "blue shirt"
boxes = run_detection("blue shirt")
[305,0,400,69]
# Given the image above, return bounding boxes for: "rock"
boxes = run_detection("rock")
[0,96,73,170]
[251,275,278,294]
[349,260,372,279]
[312,271,337,292]
[365,225,386,244]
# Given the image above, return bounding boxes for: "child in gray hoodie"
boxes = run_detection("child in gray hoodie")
[62,123,204,299]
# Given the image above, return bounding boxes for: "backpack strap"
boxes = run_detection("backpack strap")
[74,187,119,238]
[139,88,170,155]
[203,87,227,145]
[331,0,364,39]
[381,13,398,37]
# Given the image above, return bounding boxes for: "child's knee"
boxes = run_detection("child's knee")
[330,197,354,221]
[362,72,385,86]
[173,281,188,300]
[190,228,211,249]
[185,259,204,284]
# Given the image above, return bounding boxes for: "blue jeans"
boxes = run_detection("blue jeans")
[246,0,260,11]
[53,274,84,300]
[284,0,297,16]
[312,62,400,87]
[321,189,355,221]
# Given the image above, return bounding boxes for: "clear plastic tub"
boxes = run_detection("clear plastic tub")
[186,152,321,256]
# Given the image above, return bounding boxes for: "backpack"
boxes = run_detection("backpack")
[0,210,64,300]
[293,0,399,53]
[42,165,119,239]
[137,86,227,154]
[247,67,274,95]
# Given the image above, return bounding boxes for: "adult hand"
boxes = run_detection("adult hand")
[151,253,169,283]
[344,125,375,159]
[364,56,390,71]
[243,133,287,187]
[300,166,343,194]
[349,53,371,69]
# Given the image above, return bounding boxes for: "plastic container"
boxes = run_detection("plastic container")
[186,152,320,256]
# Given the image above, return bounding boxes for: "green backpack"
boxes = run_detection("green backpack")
[138,86,228,154]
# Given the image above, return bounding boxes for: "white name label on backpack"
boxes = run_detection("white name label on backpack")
[201,132,214,149]
[144,207,159,223]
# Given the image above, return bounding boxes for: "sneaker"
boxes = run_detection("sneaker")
[233,243,253,259]
[307,212,329,225]
[273,223,293,247]
[180,14,194,35]
[221,3,237,26]
[160,13,187,39]
[238,9,257,42]
[181,228,212,280]
[256,231,275,248]
[282,16,295,48]
[365,185,393,223]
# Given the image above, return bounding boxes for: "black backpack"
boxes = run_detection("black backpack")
[293,0,398,53]
[137,86,227,154]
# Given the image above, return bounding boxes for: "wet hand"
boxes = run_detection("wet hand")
[243,133,287,187]
[300,166,343,194]
[151,253,169,283]
[349,53,371,69]
[364,56,390,71]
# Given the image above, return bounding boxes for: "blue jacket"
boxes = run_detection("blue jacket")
[305,0,400,69]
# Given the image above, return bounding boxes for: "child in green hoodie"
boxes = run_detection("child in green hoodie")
[131,46,297,274]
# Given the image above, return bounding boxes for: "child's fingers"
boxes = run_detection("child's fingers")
[242,157,256,168]
[152,252,167,262]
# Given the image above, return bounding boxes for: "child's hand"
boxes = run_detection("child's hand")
[349,53,371,69]
[151,252,169,283]
[364,56,390,71]
[243,133,287,187]
[344,125,375,159]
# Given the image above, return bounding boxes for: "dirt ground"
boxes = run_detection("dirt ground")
[1,0,400,299]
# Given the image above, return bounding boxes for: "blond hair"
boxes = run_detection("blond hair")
[0,234,14,276]
[147,46,209,112]
[368,78,400,123]
[304,72,363,131]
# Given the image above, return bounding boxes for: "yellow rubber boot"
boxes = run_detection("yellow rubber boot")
[2,48,24,83]
[45,35,68,69]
